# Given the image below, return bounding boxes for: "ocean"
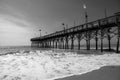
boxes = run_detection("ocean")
[0,43,118,55]
[0,46,38,55]
[0,46,120,80]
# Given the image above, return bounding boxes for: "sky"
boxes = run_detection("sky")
[0,0,120,46]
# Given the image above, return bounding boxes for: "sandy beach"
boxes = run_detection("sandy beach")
[55,66,120,80]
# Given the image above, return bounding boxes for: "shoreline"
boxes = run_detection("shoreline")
[55,66,120,80]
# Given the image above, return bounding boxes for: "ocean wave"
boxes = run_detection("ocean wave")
[0,50,120,80]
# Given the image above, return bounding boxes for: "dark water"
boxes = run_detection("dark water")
[0,44,118,55]
[0,46,69,55]
[0,46,39,54]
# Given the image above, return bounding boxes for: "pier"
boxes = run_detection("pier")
[31,12,120,53]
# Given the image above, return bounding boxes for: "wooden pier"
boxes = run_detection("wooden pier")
[31,12,120,53]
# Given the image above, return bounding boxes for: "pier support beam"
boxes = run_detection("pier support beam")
[62,39,64,49]
[88,32,91,50]
[59,39,62,49]
[50,41,51,48]
[65,36,69,49]
[101,29,104,52]
[86,32,90,50]
[116,35,120,53]
[58,40,60,49]
[95,30,98,50]
[77,34,81,50]
[99,20,104,52]
[53,40,54,48]
[45,41,47,48]
[71,35,74,50]
[78,38,80,50]
[86,33,88,50]
[56,40,57,48]
[36,42,39,47]
[107,28,111,51]
[116,23,120,53]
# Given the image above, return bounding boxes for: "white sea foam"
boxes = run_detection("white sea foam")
[0,50,120,80]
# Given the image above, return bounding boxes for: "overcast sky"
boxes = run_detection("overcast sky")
[0,0,120,46]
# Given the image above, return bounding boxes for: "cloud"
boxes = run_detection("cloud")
[0,15,33,46]
[0,2,34,27]
[0,3,25,18]
[6,16,31,27]
[0,13,35,28]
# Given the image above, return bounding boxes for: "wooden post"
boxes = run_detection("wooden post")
[99,20,104,52]
[53,40,54,48]
[56,41,57,48]
[58,40,61,49]
[50,41,51,48]
[115,14,120,53]
[65,36,69,49]
[78,34,81,50]
[88,32,90,50]
[101,30,104,52]
[116,24,120,53]
[43,42,45,48]
[67,38,69,49]
[95,30,98,50]
[41,42,42,48]
[45,42,46,48]
[107,28,111,51]
[65,38,66,49]
[47,41,48,48]
[38,42,39,47]
[86,40,88,50]
[37,42,39,47]
[44,42,46,48]
[78,38,80,50]
[44,41,46,48]
[63,40,64,49]
[58,40,60,49]
[46,41,48,48]
[116,36,119,53]
[86,32,88,50]
[39,42,41,48]
[86,32,90,50]
[71,35,74,50]
[60,40,62,49]
[47,40,50,48]
[42,42,43,48]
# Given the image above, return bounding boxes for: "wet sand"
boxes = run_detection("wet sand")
[55,66,120,80]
